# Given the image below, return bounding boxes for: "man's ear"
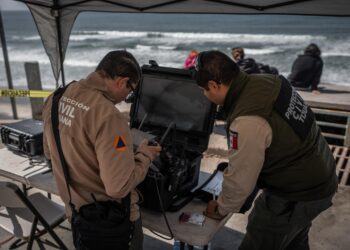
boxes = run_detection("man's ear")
[116,76,129,88]
[208,80,220,91]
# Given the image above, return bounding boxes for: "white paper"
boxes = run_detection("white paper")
[201,171,223,196]
[131,128,156,147]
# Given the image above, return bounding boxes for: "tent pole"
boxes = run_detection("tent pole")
[56,16,65,86]
[0,10,18,119]
[53,0,65,86]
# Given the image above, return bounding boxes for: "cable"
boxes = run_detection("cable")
[168,162,229,211]
[149,177,174,240]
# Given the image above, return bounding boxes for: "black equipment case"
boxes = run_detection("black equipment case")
[130,63,216,211]
[0,119,43,156]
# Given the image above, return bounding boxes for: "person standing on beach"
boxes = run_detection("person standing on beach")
[194,50,337,250]
[288,43,323,94]
[42,50,161,250]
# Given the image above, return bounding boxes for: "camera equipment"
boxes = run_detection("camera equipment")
[130,62,216,211]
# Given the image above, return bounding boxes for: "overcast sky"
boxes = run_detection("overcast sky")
[0,0,27,11]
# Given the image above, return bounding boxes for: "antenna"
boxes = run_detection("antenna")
[159,122,176,145]
[138,113,148,130]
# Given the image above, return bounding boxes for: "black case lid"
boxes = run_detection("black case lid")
[130,64,216,152]
[0,119,43,137]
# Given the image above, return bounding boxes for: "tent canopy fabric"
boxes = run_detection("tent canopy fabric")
[15,0,350,83]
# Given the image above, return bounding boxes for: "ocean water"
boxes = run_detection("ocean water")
[0,11,350,89]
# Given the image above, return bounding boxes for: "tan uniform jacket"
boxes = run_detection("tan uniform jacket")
[42,72,152,221]
[217,116,272,216]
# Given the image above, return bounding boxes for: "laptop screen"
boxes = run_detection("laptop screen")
[134,75,214,133]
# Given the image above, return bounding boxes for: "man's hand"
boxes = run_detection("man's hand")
[137,139,161,162]
[203,200,225,220]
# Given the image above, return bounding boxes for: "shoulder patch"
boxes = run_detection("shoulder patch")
[229,131,238,150]
[113,135,127,152]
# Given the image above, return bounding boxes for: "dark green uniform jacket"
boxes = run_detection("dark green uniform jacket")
[222,71,338,201]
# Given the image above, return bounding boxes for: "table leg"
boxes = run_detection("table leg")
[22,183,27,196]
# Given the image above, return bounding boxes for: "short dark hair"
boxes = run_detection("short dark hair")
[95,50,141,84]
[304,43,321,57]
[194,50,240,89]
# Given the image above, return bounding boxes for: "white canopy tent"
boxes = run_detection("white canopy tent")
[15,0,350,85]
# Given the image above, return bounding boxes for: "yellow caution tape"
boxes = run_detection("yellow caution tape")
[0,89,52,98]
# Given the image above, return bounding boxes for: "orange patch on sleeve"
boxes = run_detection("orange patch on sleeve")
[113,135,127,152]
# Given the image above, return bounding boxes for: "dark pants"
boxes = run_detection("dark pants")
[239,192,334,250]
[130,218,144,250]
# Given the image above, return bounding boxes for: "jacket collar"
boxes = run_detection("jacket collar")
[221,71,249,120]
[83,72,117,103]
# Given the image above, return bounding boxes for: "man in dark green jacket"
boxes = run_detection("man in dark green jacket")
[194,50,337,250]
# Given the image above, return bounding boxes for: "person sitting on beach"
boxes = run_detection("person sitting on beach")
[257,62,279,75]
[231,47,278,75]
[288,43,323,94]
[231,47,260,74]
[183,49,199,69]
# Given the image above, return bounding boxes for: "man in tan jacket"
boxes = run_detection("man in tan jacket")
[43,50,161,250]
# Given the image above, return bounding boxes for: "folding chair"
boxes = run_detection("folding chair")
[0,182,68,249]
